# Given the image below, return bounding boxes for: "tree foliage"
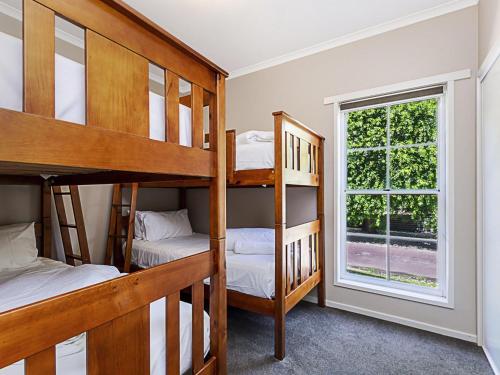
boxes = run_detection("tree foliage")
[346,99,438,236]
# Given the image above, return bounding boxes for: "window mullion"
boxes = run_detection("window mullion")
[385,106,391,280]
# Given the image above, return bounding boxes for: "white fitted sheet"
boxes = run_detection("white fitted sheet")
[131,234,275,299]
[235,142,275,171]
[0,258,210,375]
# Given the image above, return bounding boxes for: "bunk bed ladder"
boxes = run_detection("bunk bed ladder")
[105,183,138,272]
[52,185,91,266]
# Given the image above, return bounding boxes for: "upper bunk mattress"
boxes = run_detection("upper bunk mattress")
[0,257,210,375]
[131,234,275,299]
[235,142,274,171]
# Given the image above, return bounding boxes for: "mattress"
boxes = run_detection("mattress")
[0,258,210,375]
[235,142,275,171]
[131,234,275,299]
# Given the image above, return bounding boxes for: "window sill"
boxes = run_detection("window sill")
[334,277,453,309]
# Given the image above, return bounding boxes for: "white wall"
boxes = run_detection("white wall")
[226,8,478,339]
[479,0,500,65]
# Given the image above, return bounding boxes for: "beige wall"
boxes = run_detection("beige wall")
[479,0,500,65]
[226,8,478,338]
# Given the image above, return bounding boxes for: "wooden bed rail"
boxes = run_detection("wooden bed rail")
[0,251,218,375]
[283,220,322,312]
[0,0,226,179]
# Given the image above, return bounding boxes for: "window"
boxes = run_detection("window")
[337,86,448,304]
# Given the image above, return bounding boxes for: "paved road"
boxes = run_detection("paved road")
[347,241,436,279]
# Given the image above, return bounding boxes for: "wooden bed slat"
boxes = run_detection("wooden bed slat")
[87,30,149,137]
[23,0,55,117]
[41,182,52,258]
[123,183,138,272]
[192,281,205,373]
[301,238,309,283]
[25,346,55,375]
[105,185,120,265]
[192,85,204,148]
[226,130,236,183]
[166,292,181,375]
[166,71,180,143]
[87,305,150,374]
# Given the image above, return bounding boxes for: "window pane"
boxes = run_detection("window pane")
[346,107,386,149]
[390,194,438,240]
[390,98,438,145]
[347,194,387,235]
[390,145,437,189]
[347,235,386,279]
[347,150,386,190]
[389,239,437,288]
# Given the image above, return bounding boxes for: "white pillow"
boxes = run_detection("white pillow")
[234,240,275,255]
[142,209,193,242]
[226,228,274,251]
[0,222,38,269]
[134,211,147,240]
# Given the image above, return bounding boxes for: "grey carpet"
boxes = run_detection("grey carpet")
[227,302,492,375]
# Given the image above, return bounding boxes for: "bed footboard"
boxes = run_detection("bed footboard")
[273,111,324,186]
[273,111,325,359]
[0,252,219,375]
[282,220,322,312]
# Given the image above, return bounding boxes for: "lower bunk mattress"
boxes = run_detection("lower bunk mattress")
[0,257,210,375]
[131,233,275,299]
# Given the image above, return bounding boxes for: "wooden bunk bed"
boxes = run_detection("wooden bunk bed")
[0,0,227,374]
[111,111,325,360]
[225,111,325,360]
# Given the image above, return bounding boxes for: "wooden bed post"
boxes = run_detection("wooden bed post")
[41,180,52,258]
[317,139,326,307]
[274,112,287,360]
[209,74,227,375]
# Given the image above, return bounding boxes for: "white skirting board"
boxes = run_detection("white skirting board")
[483,346,500,375]
[302,296,477,343]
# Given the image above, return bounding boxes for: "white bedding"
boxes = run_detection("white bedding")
[131,234,275,299]
[0,258,210,375]
[235,142,275,171]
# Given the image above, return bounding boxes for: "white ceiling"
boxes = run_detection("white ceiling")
[123,0,476,77]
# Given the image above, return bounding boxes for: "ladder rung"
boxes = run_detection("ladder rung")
[109,234,128,239]
[53,192,71,196]
[60,224,77,228]
[65,254,82,260]
[112,204,131,207]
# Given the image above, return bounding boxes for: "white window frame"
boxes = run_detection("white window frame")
[325,70,471,308]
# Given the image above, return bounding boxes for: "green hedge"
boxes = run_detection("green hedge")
[346,99,438,235]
